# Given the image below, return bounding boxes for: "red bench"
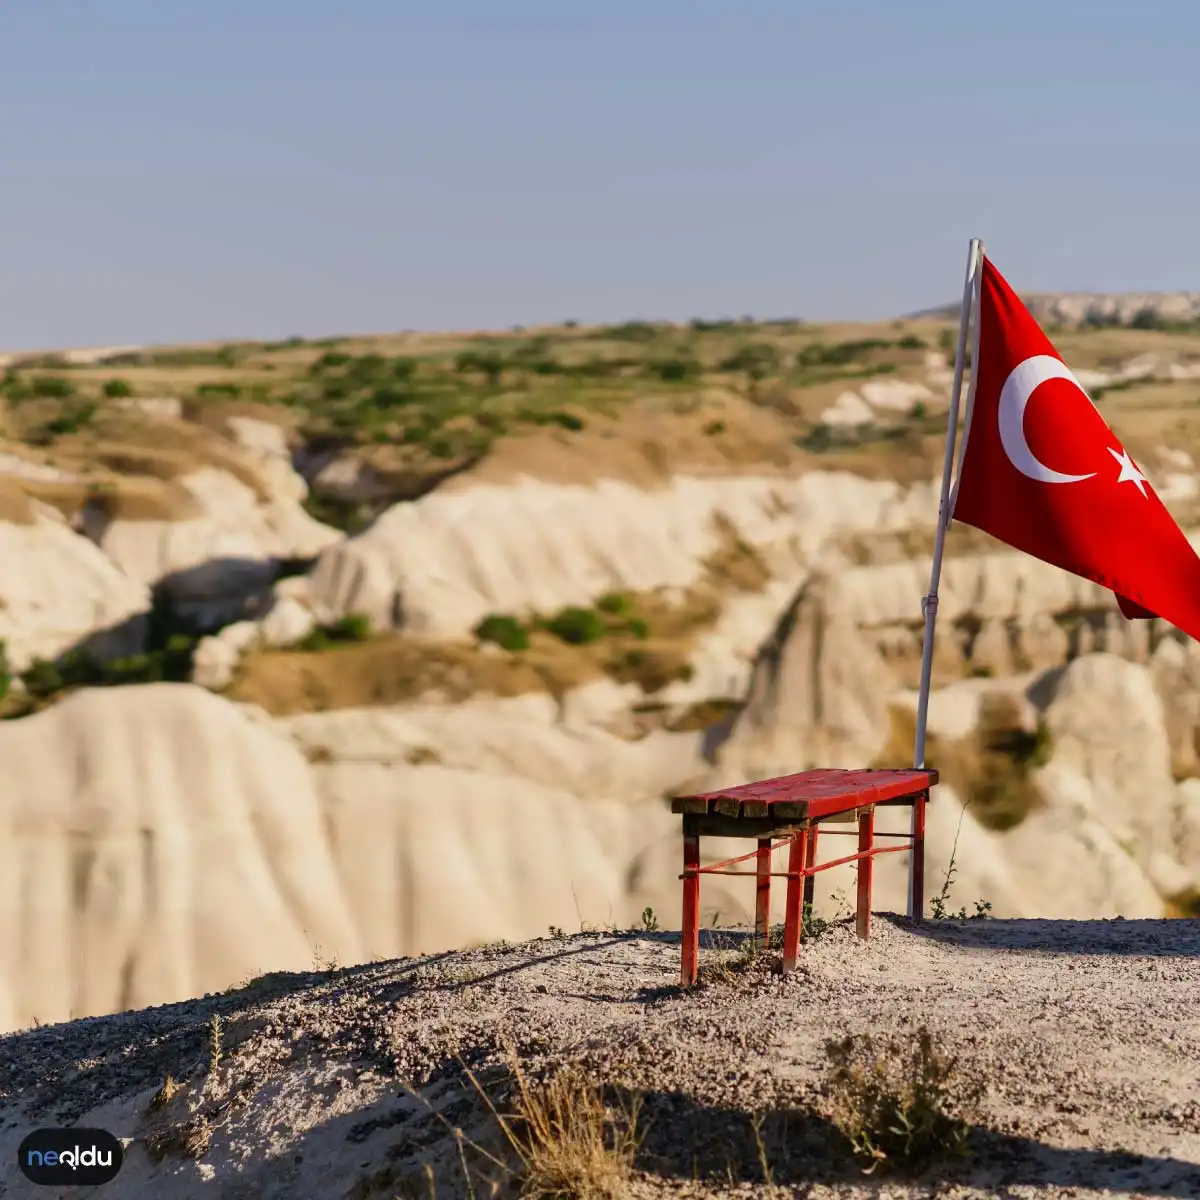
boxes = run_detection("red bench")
[670,767,938,985]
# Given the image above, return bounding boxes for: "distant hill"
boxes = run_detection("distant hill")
[910,291,1200,329]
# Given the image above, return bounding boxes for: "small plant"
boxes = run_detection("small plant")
[803,901,830,939]
[929,858,958,921]
[101,377,134,398]
[824,1026,981,1174]
[640,906,659,933]
[208,1014,223,1076]
[548,925,566,940]
[475,614,529,652]
[0,640,11,703]
[909,400,927,419]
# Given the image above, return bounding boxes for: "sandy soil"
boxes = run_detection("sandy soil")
[2,916,1199,1199]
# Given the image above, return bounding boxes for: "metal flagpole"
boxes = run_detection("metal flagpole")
[908,236,984,921]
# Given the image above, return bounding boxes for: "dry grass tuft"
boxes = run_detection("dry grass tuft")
[823,1026,982,1175]
[487,1062,641,1200]
[147,1072,184,1112]
[144,1115,213,1162]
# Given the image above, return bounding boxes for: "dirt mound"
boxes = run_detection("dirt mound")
[2,918,1198,1199]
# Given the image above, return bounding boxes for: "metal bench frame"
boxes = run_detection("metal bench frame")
[671,767,938,986]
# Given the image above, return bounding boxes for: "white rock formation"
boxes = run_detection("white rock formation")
[307,473,941,637]
[0,510,149,670]
[87,467,341,629]
[0,685,364,1032]
[0,684,686,1033]
[275,703,707,803]
[192,621,261,690]
[858,378,932,412]
[819,391,875,427]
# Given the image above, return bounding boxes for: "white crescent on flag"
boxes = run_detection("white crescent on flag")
[996,354,1097,485]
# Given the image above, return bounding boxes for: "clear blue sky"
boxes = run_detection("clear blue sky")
[2,1,1197,348]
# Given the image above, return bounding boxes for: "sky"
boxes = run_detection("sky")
[2,0,1198,349]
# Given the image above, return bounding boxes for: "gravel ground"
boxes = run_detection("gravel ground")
[2,915,1199,1199]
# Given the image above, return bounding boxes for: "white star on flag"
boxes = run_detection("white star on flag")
[1107,446,1149,497]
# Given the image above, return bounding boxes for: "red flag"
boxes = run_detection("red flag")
[951,256,1200,642]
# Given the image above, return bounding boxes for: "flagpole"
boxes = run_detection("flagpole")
[908,236,984,921]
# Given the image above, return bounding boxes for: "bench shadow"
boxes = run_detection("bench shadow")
[626,1088,1200,1196]
[888,913,1200,959]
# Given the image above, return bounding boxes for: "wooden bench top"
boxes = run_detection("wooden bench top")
[670,767,938,820]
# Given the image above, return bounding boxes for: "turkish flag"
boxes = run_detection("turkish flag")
[951,256,1200,641]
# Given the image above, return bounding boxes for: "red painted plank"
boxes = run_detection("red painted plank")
[673,768,938,816]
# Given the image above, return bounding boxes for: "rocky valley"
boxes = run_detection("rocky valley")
[2,305,1200,1040]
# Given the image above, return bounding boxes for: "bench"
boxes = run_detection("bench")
[670,767,938,985]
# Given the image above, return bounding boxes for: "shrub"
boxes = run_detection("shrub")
[544,606,607,645]
[102,377,134,398]
[327,614,372,642]
[596,592,633,616]
[898,334,926,350]
[824,1027,982,1174]
[475,614,529,652]
[719,344,779,380]
[797,338,892,369]
[366,385,413,411]
[309,350,352,373]
[21,659,64,698]
[196,382,241,397]
[650,357,701,383]
[603,321,659,343]
[454,351,505,387]
[0,640,10,702]
[296,613,372,652]
[42,402,97,436]
[344,354,391,386]
[29,375,75,399]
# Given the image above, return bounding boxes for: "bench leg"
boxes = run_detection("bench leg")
[803,825,818,914]
[782,828,808,973]
[681,831,701,986]
[856,807,875,940]
[755,838,772,949]
[910,790,927,922]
